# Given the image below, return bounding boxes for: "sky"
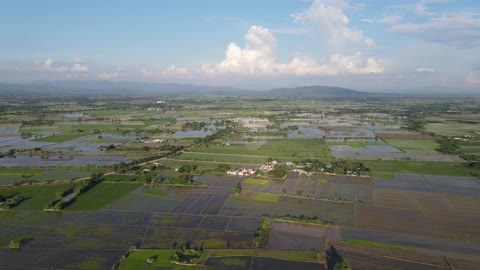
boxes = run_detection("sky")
[1,0,480,91]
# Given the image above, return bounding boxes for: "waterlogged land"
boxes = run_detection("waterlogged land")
[0,94,479,269]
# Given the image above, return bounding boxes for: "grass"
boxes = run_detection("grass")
[64,182,142,211]
[177,153,267,165]
[58,223,91,237]
[117,249,215,270]
[341,238,413,252]
[316,178,328,184]
[32,133,86,143]
[384,139,438,150]
[0,184,71,210]
[243,178,269,185]
[0,168,44,177]
[254,192,280,203]
[209,250,255,257]
[363,160,473,176]
[102,174,142,182]
[258,139,331,158]
[144,189,167,196]
[190,139,331,158]
[255,250,319,263]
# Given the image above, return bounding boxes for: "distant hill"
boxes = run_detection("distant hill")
[0,81,250,96]
[266,85,371,97]
[2,80,475,97]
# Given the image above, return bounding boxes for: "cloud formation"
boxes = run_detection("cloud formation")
[291,0,374,47]
[202,25,383,76]
[34,59,68,72]
[392,12,480,49]
[70,63,89,72]
[34,58,89,73]
[141,64,190,79]
[416,67,435,72]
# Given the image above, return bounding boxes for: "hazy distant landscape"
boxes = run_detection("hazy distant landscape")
[1,0,480,269]
[0,88,479,269]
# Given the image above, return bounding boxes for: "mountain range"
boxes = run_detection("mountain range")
[0,81,478,97]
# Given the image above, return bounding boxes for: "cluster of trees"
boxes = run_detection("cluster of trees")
[151,174,199,185]
[182,121,208,131]
[301,159,370,175]
[233,182,241,194]
[253,216,273,248]
[436,138,460,154]
[170,242,203,264]
[268,165,288,178]
[194,126,234,145]
[44,173,103,210]
[404,117,426,132]
[111,145,183,173]
[0,195,23,209]
[275,214,332,225]
[177,164,197,173]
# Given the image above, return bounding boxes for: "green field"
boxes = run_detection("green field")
[32,133,87,143]
[384,139,438,151]
[0,184,71,210]
[144,189,167,196]
[117,250,213,270]
[64,182,142,211]
[176,153,267,165]
[342,238,413,251]
[363,160,473,176]
[258,139,331,158]
[0,168,102,185]
[243,178,270,185]
[426,121,478,137]
[191,139,331,158]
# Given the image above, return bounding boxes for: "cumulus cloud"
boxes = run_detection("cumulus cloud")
[202,26,276,75]
[70,63,89,72]
[466,71,480,84]
[392,12,480,49]
[202,25,384,76]
[34,58,89,73]
[34,59,68,72]
[142,64,190,79]
[291,0,374,47]
[416,67,435,72]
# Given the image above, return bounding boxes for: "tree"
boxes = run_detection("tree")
[334,259,351,270]
[233,183,241,194]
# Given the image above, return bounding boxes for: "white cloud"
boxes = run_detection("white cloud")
[379,15,403,24]
[415,0,451,16]
[416,67,435,72]
[202,25,384,76]
[97,72,118,80]
[34,59,68,72]
[271,27,308,35]
[202,26,276,75]
[142,64,190,79]
[291,0,374,47]
[466,71,480,84]
[70,63,89,72]
[392,12,480,48]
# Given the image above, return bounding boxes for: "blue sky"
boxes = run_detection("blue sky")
[1,0,480,90]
